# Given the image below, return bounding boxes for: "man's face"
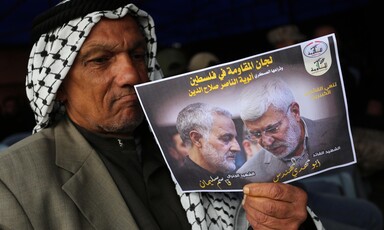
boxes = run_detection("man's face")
[242,139,262,161]
[169,133,189,167]
[244,105,302,159]
[200,114,241,173]
[172,133,189,157]
[58,16,149,136]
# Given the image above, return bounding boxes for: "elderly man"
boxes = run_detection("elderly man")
[0,1,323,229]
[237,76,354,182]
[175,102,242,191]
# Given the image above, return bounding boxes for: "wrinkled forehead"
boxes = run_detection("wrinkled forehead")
[27,2,161,133]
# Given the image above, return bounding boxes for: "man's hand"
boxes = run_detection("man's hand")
[242,183,308,229]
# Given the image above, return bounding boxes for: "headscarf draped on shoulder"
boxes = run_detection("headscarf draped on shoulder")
[26,0,163,133]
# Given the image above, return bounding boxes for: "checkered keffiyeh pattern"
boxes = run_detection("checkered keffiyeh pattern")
[26,2,161,133]
[176,183,241,230]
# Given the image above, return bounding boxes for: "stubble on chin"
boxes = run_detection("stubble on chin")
[100,110,145,134]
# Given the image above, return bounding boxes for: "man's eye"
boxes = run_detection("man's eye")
[266,124,280,134]
[270,127,279,133]
[249,130,261,137]
[91,56,110,64]
[220,135,233,143]
[84,56,111,66]
[131,52,147,62]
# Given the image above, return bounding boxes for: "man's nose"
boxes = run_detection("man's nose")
[114,54,148,85]
[231,139,241,152]
[259,135,274,147]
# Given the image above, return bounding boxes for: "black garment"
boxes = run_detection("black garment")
[74,121,190,230]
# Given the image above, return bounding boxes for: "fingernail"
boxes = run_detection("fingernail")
[243,186,249,194]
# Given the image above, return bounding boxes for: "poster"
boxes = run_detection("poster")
[135,34,356,192]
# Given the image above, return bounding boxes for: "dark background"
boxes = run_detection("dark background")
[0,0,378,103]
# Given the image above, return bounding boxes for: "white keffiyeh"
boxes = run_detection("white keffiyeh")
[26,2,161,134]
[176,183,241,230]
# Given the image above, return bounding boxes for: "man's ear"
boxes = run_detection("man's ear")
[242,140,252,156]
[190,130,202,147]
[290,102,301,119]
